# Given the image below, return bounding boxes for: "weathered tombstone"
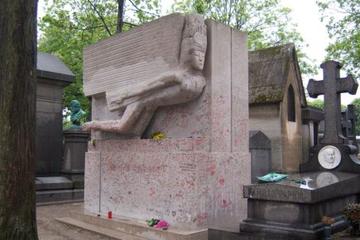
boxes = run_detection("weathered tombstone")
[36,52,74,175]
[308,62,357,144]
[241,61,360,239]
[249,131,271,183]
[77,13,249,239]
[301,61,359,172]
[341,104,357,145]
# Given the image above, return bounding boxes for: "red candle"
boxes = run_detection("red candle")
[108,211,112,219]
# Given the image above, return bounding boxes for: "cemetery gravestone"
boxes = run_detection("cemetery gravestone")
[82,13,250,239]
[301,61,359,172]
[307,61,357,144]
[249,131,271,183]
[241,61,360,240]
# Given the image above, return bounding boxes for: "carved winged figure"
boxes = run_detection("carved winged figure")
[83,15,207,136]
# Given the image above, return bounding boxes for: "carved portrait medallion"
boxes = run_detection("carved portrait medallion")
[318,145,341,170]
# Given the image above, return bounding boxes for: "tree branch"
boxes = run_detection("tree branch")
[127,0,159,17]
[117,0,125,33]
[86,0,112,36]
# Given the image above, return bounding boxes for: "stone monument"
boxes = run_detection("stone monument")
[63,100,89,187]
[36,52,74,175]
[69,99,86,129]
[241,61,360,240]
[301,61,359,171]
[249,131,271,183]
[80,13,249,239]
[35,52,83,203]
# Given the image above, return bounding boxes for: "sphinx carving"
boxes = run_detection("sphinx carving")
[83,14,207,136]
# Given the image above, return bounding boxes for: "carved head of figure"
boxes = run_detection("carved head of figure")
[180,14,207,71]
[70,100,81,114]
[69,99,86,127]
[324,148,336,164]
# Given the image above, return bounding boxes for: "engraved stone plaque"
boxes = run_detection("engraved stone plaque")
[318,145,341,169]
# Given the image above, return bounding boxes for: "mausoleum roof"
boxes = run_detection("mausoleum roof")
[249,43,306,106]
[37,52,75,83]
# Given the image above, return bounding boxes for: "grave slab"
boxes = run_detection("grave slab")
[241,171,359,240]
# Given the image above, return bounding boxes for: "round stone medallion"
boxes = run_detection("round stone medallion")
[318,145,341,170]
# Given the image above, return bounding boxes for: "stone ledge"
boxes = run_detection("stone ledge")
[243,171,360,203]
[37,189,83,203]
[57,213,208,240]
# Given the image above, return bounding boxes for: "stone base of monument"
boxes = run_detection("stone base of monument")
[34,128,90,203]
[36,176,84,203]
[85,138,250,232]
[56,211,208,240]
[300,143,360,173]
[63,129,89,175]
[240,171,359,240]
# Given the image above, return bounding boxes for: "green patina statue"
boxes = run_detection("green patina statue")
[69,100,86,129]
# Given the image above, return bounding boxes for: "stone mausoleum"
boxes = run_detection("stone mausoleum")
[36,52,74,175]
[53,12,360,240]
[79,13,250,239]
[249,44,307,173]
[35,52,85,203]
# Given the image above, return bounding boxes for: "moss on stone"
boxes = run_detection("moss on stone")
[252,89,283,104]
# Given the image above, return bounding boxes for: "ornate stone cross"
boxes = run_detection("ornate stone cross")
[307,61,358,144]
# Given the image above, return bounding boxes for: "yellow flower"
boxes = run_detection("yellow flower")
[151,131,166,141]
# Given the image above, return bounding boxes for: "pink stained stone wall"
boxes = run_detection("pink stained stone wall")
[84,17,250,233]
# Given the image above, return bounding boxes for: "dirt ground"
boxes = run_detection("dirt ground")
[37,202,112,240]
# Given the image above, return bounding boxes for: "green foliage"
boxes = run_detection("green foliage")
[307,98,346,111]
[317,0,360,79]
[351,98,360,135]
[38,0,161,113]
[39,0,318,114]
[172,0,317,74]
[307,99,325,110]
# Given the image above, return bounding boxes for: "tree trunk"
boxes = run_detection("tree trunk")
[117,0,125,33]
[0,0,39,239]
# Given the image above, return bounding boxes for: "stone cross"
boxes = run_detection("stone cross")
[307,61,358,144]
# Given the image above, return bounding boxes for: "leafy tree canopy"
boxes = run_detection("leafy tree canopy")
[38,0,161,113]
[307,98,346,110]
[172,0,317,74]
[317,0,360,79]
[307,99,325,110]
[39,0,317,114]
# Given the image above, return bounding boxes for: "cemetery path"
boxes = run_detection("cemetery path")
[37,202,113,240]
